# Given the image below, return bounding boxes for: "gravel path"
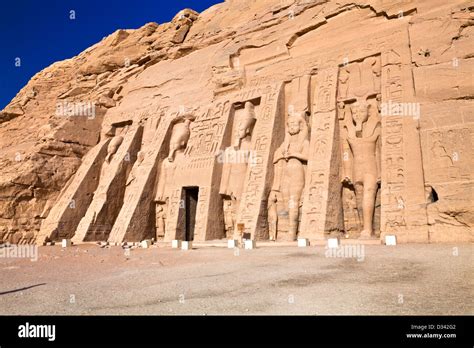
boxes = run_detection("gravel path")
[0,243,472,315]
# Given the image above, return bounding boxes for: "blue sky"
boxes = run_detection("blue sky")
[0,0,222,109]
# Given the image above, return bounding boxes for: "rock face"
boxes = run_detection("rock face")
[0,0,472,245]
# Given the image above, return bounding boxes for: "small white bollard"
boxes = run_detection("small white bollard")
[297,238,310,247]
[61,239,72,248]
[327,238,339,249]
[140,240,152,249]
[172,240,181,249]
[228,240,239,248]
[181,241,193,250]
[244,240,256,250]
[385,235,397,246]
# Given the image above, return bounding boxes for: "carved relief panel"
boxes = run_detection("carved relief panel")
[338,55,382,239]
[299,68,342,240]
[380,48,428,242]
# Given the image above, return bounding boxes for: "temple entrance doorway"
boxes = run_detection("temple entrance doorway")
[184,187,199,241]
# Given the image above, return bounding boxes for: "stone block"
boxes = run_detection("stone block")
[385,235,397,246]
[140,240,152,248]
[244,240,256,250]
[327,238,339,249]
[228,240,239,248]
[181,241,193,250]
[297,238,310,247]
[61,239,72,248]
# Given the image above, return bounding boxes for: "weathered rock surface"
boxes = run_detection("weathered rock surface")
[0,0,472,245]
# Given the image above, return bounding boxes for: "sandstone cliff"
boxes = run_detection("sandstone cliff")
[0,0,472,244]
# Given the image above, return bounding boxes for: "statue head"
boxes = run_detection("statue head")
[287,112,306,136]
[351,101,369,134]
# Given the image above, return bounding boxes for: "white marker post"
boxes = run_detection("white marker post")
[140,240,152,249]
[297,238,310,247]
[327,238,339,249]
[385,235,397,246]
[181,241,193,250]
[228,240,239,248]
[244,240,256,250]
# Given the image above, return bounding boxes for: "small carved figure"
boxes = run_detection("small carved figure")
[338,68,350,99]
[267,191,278,241]
[155,203,166,238]
[223,199,236,239]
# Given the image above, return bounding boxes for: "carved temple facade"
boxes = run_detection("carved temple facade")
[27,1,472,245]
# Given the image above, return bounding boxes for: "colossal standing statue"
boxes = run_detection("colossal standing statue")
[155,110,195,240]
[342,99,381,238]
[156,110,195,202]
[271,112,309,241]
[220,101,257,237]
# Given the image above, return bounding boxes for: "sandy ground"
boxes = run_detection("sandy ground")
[0,242,472,315]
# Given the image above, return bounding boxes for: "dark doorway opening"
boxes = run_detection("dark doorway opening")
[184,187,199,241]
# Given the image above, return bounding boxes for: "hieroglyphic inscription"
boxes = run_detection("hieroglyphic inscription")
[381,50,406,234]
[193,186,209,240]
[426,127,472,183]
[300,69,339,239]
[180,101,230,171]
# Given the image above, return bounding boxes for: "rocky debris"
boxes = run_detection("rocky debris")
[171,9,200,44]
